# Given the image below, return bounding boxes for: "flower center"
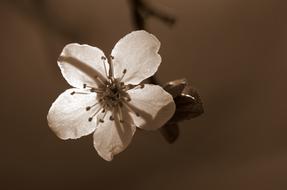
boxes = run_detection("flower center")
[70,55,142,123]
[100,79,129,108]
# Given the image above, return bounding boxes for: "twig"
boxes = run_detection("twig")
[129,0,175,30]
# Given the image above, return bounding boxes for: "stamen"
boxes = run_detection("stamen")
[86,102,99,111]
[125,83,145,91]
[83,83,104,93]
[124,84,133,91]
[122,101,140,117]
[99,108,107,123]
[109,107,115,121]
[117,105,124,123]
[134,84,145,90]
[88,107,103,122]
[94,75,105,85]
[101,56,109,79]
[108,55,115,80]
[90,88,104,93]
[70,91,89,95]
[119,69,127,82]
[123,96,131,102]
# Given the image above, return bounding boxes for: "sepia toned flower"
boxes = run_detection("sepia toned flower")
[47,30,175,161]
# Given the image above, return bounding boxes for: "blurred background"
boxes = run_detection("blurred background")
[1,0,287,189]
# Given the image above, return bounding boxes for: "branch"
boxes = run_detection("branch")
[129,0,175,30]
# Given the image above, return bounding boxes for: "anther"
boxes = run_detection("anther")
[109,115,114,121]
[136,112,140,117]
[70,91,89,95]
[140,84,145,89]
[98,107,108,123]
[110,55,114,59]
[85,102,99,112]
[88,106,102,122]
[82,84,103,93]
[101,56,106,60]
[120,120,124,123]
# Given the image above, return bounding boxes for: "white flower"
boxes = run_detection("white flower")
[47,30,175,161]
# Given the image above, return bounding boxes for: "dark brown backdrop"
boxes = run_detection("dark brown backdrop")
[1,0,287,189]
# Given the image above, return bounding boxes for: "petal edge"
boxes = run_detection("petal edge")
[111,30,161,85]
[47,88,98,139]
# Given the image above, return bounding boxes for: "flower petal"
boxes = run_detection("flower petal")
[93,109,136,161]
[47,88,99,139]
[111,30,161,85]
[126,84,175,130]
[58,43,109,88]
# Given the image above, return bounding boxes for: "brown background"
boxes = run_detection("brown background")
[1,0,287,189]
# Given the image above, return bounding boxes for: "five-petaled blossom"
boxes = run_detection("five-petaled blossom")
[47,30,175,161]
